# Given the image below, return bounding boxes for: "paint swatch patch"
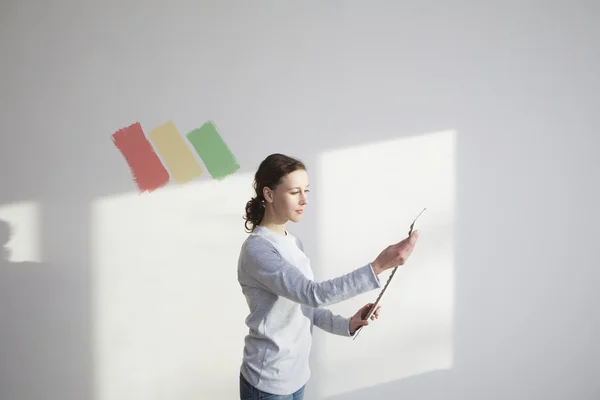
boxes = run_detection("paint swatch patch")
[111,122,170,193]
[112,119,240,192]
[148,121,204,184]
[187,121,240,180]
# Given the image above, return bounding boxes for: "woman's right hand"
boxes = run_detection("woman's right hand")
[371,231,419,274]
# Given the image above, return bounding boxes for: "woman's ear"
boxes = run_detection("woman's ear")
[262,187,273,203]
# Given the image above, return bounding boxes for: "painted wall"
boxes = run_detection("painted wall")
[1,1,598,399]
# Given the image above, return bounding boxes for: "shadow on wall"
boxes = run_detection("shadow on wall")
[324,369,461,400]
[0,219,92,400]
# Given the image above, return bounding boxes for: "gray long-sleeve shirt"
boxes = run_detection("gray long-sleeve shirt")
[237,226,381,395]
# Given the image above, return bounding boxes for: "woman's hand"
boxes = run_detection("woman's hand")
[349,303,381,335]
[371,230,419,275]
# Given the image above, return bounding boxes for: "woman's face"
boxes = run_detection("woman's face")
[264,169,310,223]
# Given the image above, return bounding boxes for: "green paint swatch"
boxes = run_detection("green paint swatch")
[186,121,240,180]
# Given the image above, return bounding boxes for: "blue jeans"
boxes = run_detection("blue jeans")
[240,373,305,400]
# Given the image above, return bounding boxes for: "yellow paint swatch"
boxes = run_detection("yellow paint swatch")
[148,121,204,184]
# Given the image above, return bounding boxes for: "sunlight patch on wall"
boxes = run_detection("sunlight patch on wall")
[316,130,456,398]
[91,174,254,400]
[0,201,41,263]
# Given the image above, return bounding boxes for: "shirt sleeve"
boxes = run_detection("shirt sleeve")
[311,307,352,337]
[240,236,381,308]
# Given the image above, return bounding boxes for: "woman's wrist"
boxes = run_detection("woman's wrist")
[370,261,384,275]
[348,317,357,335]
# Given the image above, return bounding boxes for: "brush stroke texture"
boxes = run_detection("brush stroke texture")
[186,121,240,180]
[112,122,170,193]
[148,121,204,184]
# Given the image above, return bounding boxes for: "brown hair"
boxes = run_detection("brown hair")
[243,153,306,233]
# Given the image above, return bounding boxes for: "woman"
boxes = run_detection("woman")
[238,153,419,399]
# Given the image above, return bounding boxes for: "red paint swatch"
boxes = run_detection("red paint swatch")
[112,122,170,192]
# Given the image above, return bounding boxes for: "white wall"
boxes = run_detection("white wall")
[1,1,599,399]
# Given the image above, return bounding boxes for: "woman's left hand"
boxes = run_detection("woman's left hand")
[349,303,381,335]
